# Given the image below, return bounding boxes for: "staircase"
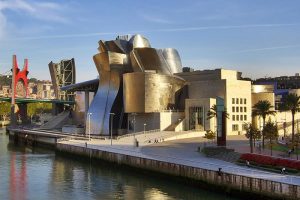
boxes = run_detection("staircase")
[39,111,71,130]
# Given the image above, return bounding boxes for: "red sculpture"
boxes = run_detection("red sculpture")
[12,55,29,98]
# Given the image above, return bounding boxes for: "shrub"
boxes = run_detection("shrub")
[240,153,300,170]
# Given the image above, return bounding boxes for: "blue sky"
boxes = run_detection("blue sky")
[0,0,300,81]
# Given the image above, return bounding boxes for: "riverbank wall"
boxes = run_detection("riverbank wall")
[57,143,300,200]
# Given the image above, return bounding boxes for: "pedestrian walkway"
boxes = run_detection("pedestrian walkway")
[60,136,300,186]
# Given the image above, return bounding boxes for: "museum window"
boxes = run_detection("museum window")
[236,115,239,121]
[240,115,243,121]
[236,98,239,104]
[232,115,235,121]
[242,124,247,131]
[232,98,235,104]
[232,124,239,131]
[244,107,247,112]
[236,107,239,112]
[240,98,243,104]
[232,107,235,112]
[240,107,243,112]
[244,98,247,104]
[244,115,247,121]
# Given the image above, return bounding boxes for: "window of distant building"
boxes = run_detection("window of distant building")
[232,124,239,131]
[240,115,243,121]
[244,115,247,121]
[240,107,243,112]
[232,107,235,112]
[244,107,247,112]
[240,98,243,104]
[232,115,235,121]
[236,107,239,112]
[232,98,235,104]
[242,124,247,131]
[236,115,239,121]
[244,98,247,104]
[236,98,239,104]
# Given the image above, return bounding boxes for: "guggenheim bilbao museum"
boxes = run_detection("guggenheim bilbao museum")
[62,34,252,136]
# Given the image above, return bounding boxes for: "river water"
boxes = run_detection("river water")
[0,128,240,200]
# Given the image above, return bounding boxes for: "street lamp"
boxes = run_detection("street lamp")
[132,113,137,133]
[144,123,147,134]
[87,112,92,141]
[110,113,115,146]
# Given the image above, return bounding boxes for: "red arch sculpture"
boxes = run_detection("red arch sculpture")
[12,55,29,98]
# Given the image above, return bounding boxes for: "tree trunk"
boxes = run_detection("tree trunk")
[292,111,295,144]
[262,117,266,149]
[250,131,253,153]
[270,139,272,156]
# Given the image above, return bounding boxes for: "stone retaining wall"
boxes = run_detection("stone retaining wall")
[57,143,300,200]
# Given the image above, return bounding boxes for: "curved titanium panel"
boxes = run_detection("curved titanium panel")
[86,51,124,135]
[162,48,182,74]
[130,48,172,75]
[123,72,185,113]
[129,34,151,49]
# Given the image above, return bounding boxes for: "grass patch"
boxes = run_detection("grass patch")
[268,143,300,154]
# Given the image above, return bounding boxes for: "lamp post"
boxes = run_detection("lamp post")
[144,123,147,134]
[110,113,115,146]
[87,112,92,141]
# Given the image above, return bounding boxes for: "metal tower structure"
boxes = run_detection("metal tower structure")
[49,58,76,101]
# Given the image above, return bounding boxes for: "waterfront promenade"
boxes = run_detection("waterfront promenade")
[59,135,300,186]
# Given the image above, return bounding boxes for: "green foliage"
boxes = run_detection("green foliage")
[280,93,300,144]
[204,130,216,140]
[263,121,279,143]
[0,101,10,120]
[0,75,12,87]
[252,100,276,120]
[244,123,261,140]
[27,103,52,117]
[252,100,276,148]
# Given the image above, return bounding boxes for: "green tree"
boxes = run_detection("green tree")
[263,121,279,156]
[0,101,10,121]
[252,100,276,149]
[280,93,300,144]
[27,103,38,123]
[244,123,260,153]
[204,130,216,142]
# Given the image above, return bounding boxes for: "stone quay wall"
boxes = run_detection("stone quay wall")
[57,143,300,200]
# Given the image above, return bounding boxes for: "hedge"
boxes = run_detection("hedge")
[240,153,300,170]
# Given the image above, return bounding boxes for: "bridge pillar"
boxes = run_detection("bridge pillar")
[17,103,29,124]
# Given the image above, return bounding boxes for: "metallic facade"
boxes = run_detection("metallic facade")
[86,34,185,135]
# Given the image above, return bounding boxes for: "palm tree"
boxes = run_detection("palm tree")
[206,104,229,133]
[207,104,217,132]
[281,93,300,144]
[252,100,276,149]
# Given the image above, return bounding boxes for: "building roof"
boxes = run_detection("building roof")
[60,78,99,92]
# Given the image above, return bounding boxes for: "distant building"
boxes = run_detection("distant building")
[254,73,300,109]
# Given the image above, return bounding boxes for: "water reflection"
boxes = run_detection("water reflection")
[0,129,239,200]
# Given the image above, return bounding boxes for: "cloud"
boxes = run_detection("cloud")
[232,44,300,53]
[0,0,69,39]
[140,13,173,24]
[6,23,300,41]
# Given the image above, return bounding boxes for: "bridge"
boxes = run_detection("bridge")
[0,97,75,104]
